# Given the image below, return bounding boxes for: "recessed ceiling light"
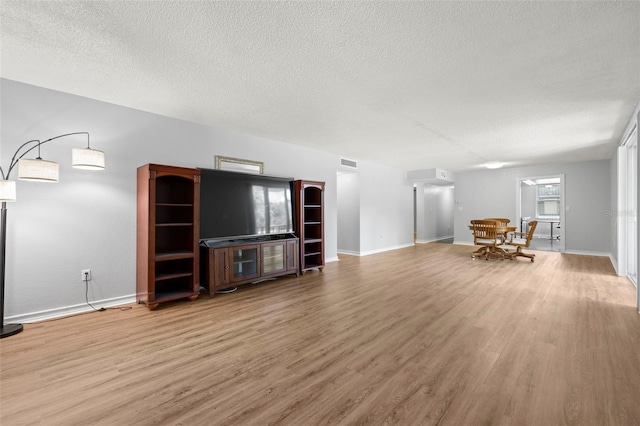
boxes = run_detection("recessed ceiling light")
[485,162,504,169]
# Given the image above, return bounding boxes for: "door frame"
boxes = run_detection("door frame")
[516,174,566,253]
[617,122,638,313]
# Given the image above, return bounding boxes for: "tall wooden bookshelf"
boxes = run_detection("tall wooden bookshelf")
[293,180,325,272]
[136,164,200,310]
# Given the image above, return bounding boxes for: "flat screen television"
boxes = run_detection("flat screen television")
[199,168,294,241]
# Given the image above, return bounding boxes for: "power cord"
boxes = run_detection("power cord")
[84,273,105,311]
[84,273,132,312]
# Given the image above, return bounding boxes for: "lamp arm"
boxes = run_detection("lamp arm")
[1,132,90,180]
[39,131,89,147]
[1,139,41,180]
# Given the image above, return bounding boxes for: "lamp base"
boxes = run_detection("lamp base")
[1,323,23,338]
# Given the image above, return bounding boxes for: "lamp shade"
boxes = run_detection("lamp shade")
[17,158,60,182]
[72,148,106,170]
[0,180,17,202]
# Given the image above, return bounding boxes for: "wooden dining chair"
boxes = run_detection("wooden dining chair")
[500,220,538,262]
[484,217,511,243]
[470,219,502,260]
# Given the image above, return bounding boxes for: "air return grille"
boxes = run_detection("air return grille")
[340,158,358,169]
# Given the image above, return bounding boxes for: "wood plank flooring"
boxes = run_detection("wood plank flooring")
[1,243,639,425]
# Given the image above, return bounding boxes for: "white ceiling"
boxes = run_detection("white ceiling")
[1,1,639,172]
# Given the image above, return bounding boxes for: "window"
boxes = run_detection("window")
[536,184,560,218]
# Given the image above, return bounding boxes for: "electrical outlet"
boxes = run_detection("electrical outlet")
[81,269,92,282]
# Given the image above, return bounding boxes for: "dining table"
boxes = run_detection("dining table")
[536,218,561,240]
[467,224,517,240]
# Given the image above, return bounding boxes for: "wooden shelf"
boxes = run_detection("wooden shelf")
[294,180,325,273]
[137,164,201,310]
[153,290,199,303]
[155,271,193,281]
[155,251,194,261]
[156,203,194,207]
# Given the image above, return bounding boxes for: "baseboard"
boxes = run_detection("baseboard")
[7,257,345,323]
[563,249,613,257]
[609,254,620,276]
[416,235,454,244]
[5,294,137,324]
[341,243,415,257]
[453,242,613,258]
[337,249,360,256]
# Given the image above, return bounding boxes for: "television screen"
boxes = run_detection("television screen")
[199,168,294,240]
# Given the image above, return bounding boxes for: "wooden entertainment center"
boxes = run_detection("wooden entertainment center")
[199,236,299,297]
[137,164,325,309]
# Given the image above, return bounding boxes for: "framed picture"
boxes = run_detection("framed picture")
[215,155,264,174]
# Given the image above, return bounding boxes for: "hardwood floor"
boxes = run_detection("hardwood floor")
[1,243,639,425]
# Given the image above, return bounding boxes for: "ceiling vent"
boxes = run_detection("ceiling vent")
[340,158,358,169]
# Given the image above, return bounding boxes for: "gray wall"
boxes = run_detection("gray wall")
[1,78,415,321]
[454,160,613,254]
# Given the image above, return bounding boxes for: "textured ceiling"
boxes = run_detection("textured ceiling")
[1,1,639,172]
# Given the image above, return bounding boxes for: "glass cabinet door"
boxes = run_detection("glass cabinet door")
[262,242,285,276]
[231,245,260,282]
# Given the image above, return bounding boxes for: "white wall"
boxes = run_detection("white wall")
[454,160,613,254]
[337,172,360,254]
[357,161,414,255]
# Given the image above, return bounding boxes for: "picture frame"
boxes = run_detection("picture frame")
[215,155,264,174]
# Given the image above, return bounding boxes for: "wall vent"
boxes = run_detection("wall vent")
[340,158,358,169]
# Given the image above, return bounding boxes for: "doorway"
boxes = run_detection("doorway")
[517,175,565,253]
[413,183,455,243]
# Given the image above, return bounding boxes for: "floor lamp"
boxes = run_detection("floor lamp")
[0,132,106,338]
